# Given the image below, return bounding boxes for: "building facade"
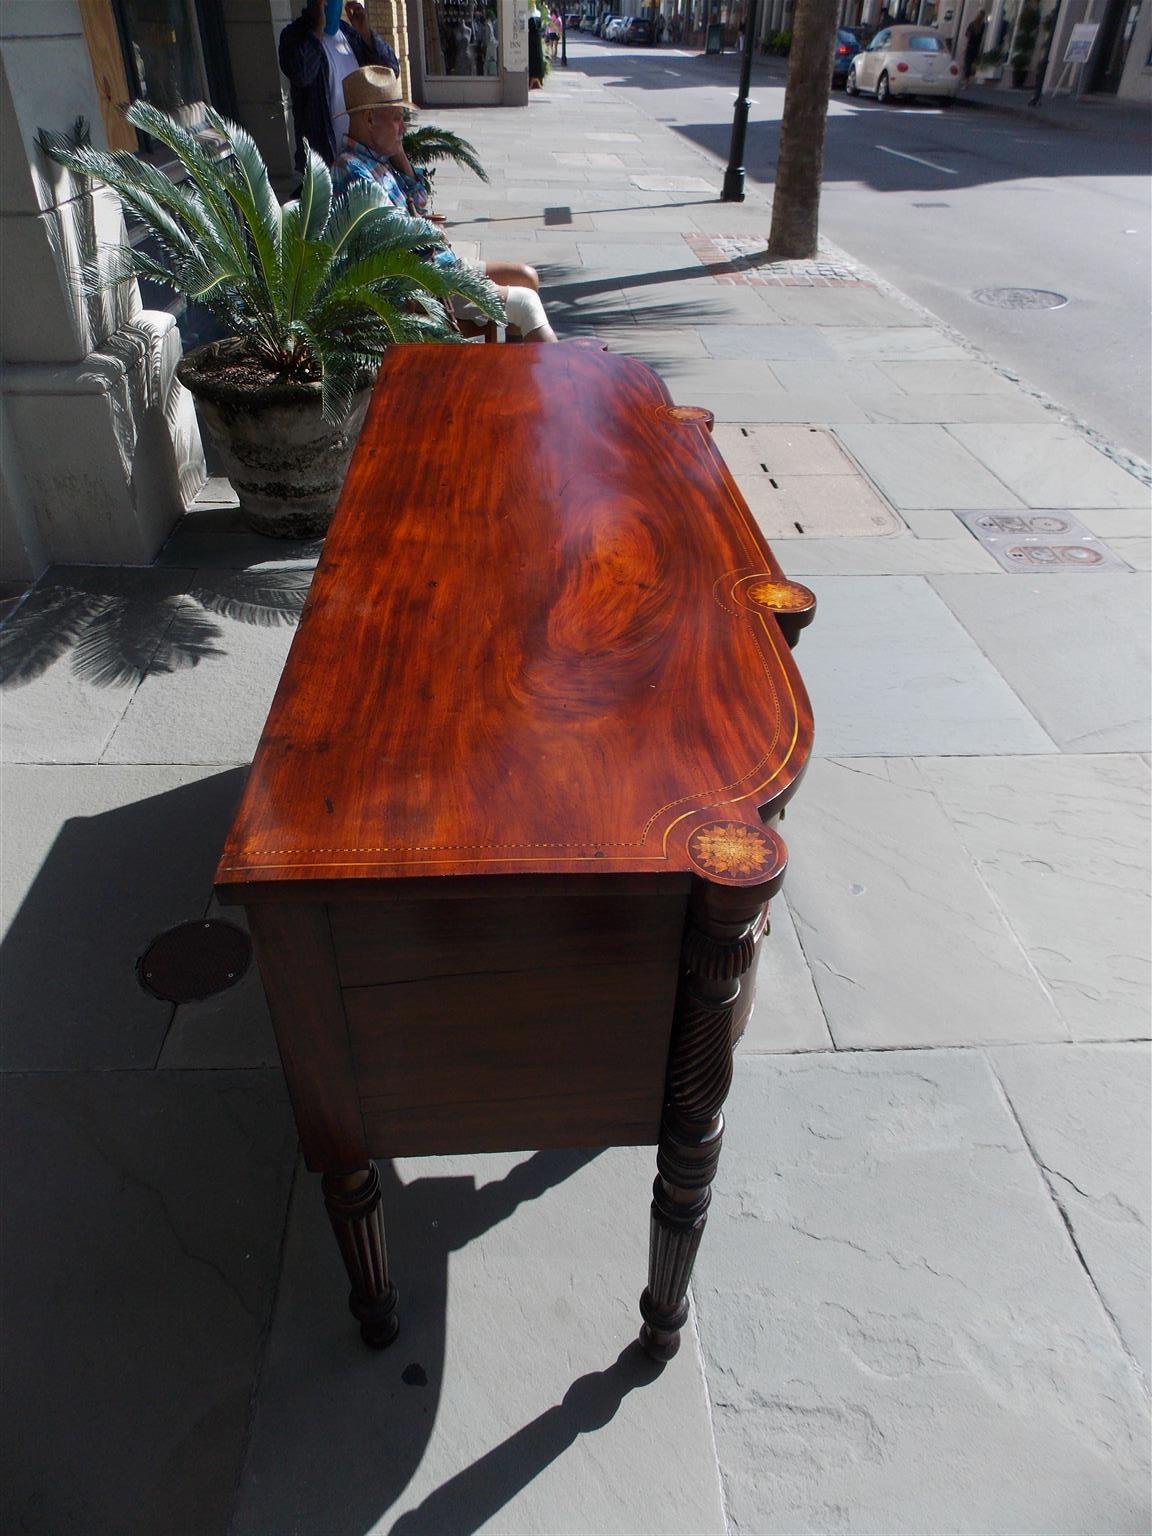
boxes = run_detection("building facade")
[0,0,533,585]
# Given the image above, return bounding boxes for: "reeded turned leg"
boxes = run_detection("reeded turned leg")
[640,878,774,1362]
[322,1163,399,1348]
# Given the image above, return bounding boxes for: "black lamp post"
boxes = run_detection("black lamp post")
[561,8,569,64]
[721,0,760,201]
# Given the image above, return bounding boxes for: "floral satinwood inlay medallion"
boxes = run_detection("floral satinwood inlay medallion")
[687,821,775,880]
[747,579,814,612]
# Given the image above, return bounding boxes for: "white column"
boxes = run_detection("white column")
[0,3,205,581]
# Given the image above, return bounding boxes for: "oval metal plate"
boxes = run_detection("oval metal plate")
[138,919,252,1003]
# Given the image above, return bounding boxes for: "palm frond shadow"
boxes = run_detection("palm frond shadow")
[540,258,744,345]
[0,567,312,691]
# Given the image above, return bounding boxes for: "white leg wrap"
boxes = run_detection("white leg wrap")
[503,285,550,336]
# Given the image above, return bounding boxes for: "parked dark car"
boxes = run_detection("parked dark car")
[622,15,652,41]
[832,24,875,85]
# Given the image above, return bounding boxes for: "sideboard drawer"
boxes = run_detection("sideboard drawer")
[346,959,680,1155]
[329,893,687,989]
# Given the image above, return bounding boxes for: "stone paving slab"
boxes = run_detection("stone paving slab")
[0,565,194,764]
[758,286,925,327]
[792,576,1058,757]
[742,893,834,1053]
[874,359,1021,394]
[822,327,969,362]
[771,535,1000,575]
[1111,536,1152,569]
[946,423,1151,509]
[913,754,1151,1043]
[930,573,1152,752]
[100,569,308,765]
[654,358,786,397]
[622,282,782,325]
[834,424,1024,511]
[699,324,838,361]
[233,1150,727,1536]
[1053,506,1151,539]
[783,759,1066,1049]
[0,764,247,1070]
[765,360,904,398]
[695,1050,1152,1535]
[699,393,872,425]
[859,391,1055,425]
[1,1070,295,1536]
[157,898,279,1070]
[989,1042,1152,1379]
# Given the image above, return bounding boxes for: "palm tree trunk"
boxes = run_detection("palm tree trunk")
[767,0,841,259]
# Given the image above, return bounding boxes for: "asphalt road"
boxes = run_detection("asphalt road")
[569,36,1152,460]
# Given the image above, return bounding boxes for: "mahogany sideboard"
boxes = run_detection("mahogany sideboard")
[216,340,815,1361]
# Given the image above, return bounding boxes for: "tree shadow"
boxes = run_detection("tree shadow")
[0,564,312,690]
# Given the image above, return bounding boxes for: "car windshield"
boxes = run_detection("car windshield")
[906,32,945,49]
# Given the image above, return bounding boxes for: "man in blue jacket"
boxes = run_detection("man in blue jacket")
[279,0,401,171]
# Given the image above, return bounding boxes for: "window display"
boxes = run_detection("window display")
[423,0,500,76]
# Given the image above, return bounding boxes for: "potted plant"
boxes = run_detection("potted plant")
[974,46,1005,80]
[1010,2,1041,87]
[41,102,503,538]
[402,119,489,218]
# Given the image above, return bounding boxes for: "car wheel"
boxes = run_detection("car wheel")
[877,71,891,102]
[846,65,859,95]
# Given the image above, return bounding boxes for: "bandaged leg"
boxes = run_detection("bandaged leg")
[503,285,556,342]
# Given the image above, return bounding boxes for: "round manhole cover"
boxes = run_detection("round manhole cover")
[138,919,252,1003]
[972,287,1068,310]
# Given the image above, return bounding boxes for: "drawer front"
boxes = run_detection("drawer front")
[346,958,681,1156]
[329,893,686,988]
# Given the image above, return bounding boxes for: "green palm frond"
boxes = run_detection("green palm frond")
[401,125,489,182]
[40,107,507,421]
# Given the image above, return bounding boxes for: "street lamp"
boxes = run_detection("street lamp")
[721,0,760,201]
[561,8,569,64]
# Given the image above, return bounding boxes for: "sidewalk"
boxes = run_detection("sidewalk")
[2,47,1150,1536]
[956,78,1152,135]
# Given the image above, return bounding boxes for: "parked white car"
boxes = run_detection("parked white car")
[845,25,962,102]
[604,15,629,38]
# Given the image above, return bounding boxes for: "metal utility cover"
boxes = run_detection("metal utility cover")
[957,511,1131,572]
[138,919,252,1002]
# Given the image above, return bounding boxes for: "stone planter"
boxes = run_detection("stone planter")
[176,341,372,539]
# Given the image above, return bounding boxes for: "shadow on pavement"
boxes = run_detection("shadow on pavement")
[233,1148,643,1536]
[389,1342,664,1536]
[0,564,312,690]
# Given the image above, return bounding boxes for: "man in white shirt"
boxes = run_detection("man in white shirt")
[279,0,401,171]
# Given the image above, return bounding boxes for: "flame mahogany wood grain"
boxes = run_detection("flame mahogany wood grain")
[216,343,814,1357]
[215,343,812,896]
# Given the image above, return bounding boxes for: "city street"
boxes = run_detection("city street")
[572,35,1152,459]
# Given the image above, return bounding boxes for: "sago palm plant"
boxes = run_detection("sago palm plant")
[402,123,489,183]
[40,101,504,422]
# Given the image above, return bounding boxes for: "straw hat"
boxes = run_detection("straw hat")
[342,65,411,114]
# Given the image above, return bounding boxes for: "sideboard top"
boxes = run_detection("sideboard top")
[217,343,813,896]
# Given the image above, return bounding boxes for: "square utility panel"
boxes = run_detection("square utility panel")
[956,511,1132,573]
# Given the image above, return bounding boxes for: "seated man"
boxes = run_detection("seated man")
[333,67,558,343]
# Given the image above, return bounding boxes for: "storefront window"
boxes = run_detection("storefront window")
[423,0,501,76]
[115,0,213,124]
